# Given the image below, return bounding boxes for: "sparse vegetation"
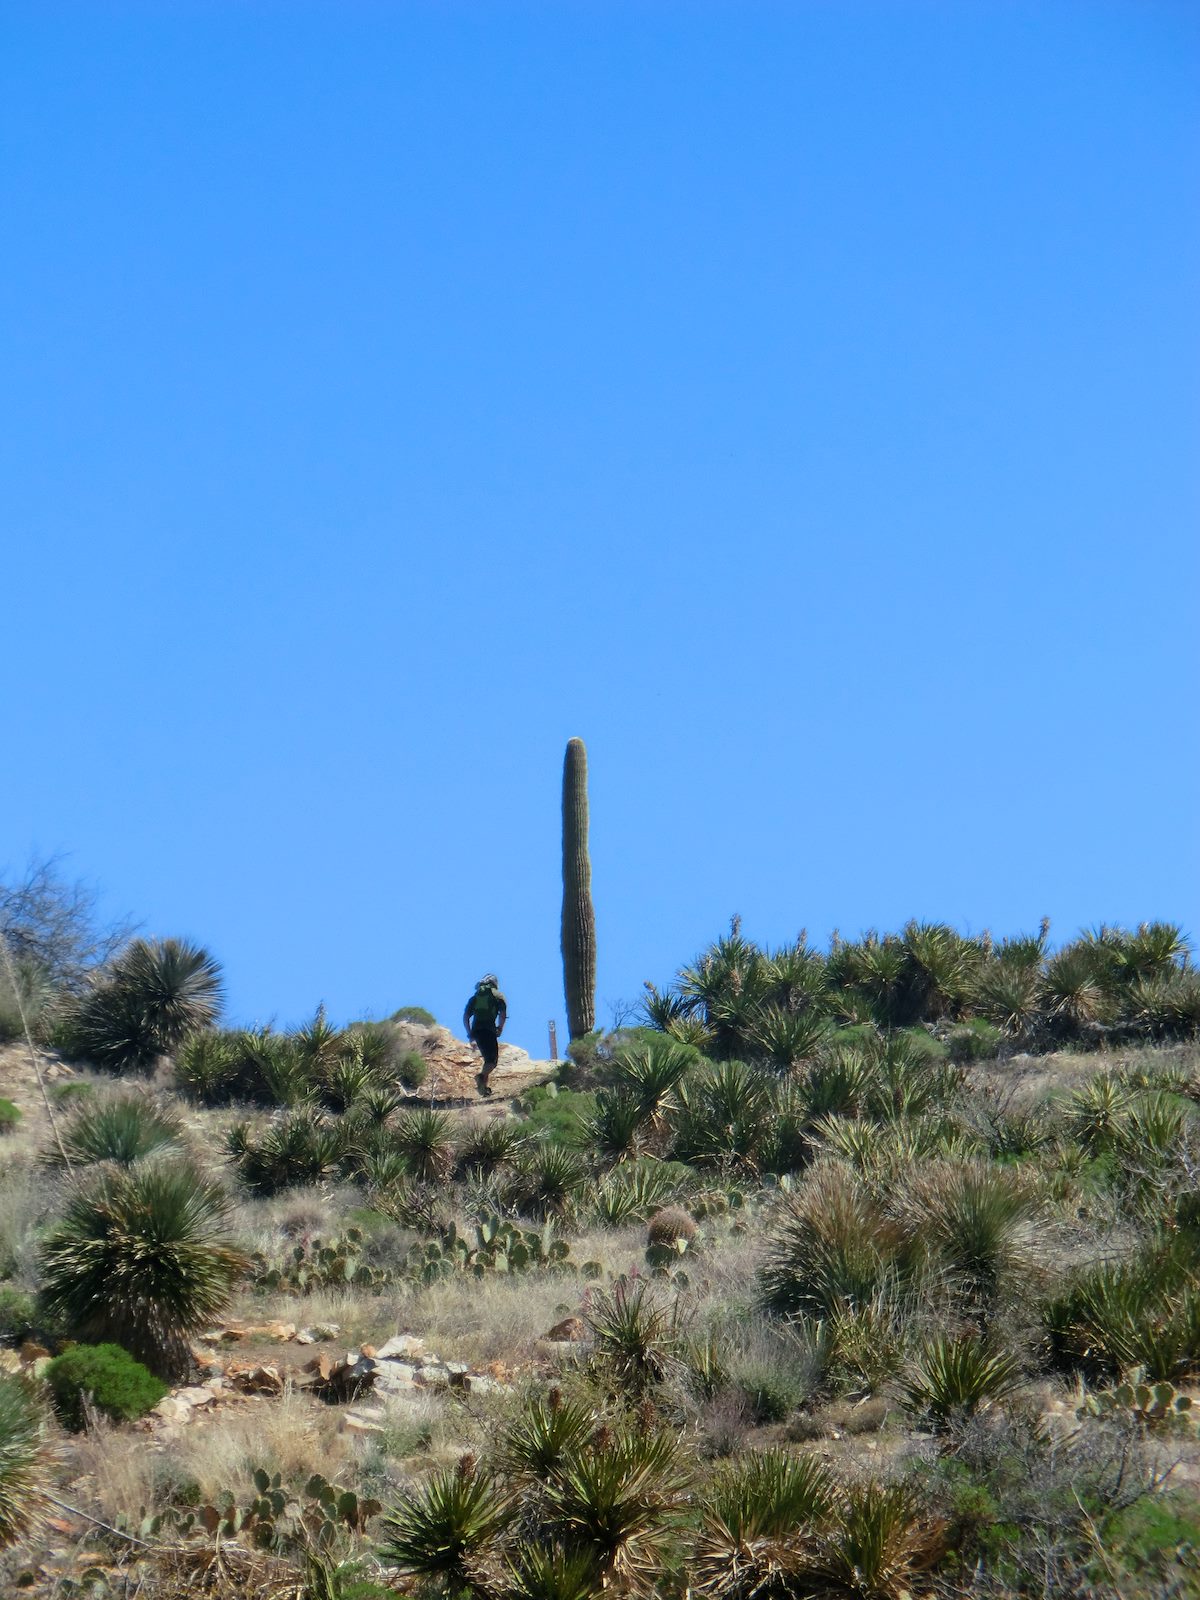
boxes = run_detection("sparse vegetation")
[3,908,1199,1595]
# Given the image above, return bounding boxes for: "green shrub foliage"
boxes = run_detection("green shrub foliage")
[45,1342,168,1430]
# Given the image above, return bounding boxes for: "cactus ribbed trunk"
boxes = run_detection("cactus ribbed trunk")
[561,737,596,1039]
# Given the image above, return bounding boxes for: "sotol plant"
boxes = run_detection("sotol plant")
[561,737,596,1040]
[66,937,223,1074]
[39,1160,246,1379]
[0,1373,49,1550]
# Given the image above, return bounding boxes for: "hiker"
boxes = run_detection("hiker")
[464,973,507,1097]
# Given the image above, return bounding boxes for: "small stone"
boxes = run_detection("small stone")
[360,1343,377,1359]
[445,1363,470,1387]
[461,1373,499,1396]
[543,1317,586,1343]
[414,1364,450,1389]
[175,1386,215,1408]
[342,1407,387,1435]
[295,1331,315,1345]
[377,1361,416,1384]
[309,1324,340,1341]
[375,1334,424,1361]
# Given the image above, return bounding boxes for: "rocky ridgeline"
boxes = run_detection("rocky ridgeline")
[390,1021,557,1102]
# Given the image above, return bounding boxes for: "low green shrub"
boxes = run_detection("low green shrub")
[46,1342,168,1430]
[515,1085,596,1147]
[397,1051,427,1091]
[0,1100,20,1135]
[0,1286,37,1342]
[945,1018,1004,1063]
[391,1006,436,1026]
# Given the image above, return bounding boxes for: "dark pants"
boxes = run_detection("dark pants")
[472,1026,500,1074]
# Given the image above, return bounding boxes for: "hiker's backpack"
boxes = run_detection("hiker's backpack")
[472,985,499,1028]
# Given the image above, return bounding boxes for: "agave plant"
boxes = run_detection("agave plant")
[692,1450,836,1599]
[902,1332,1022,1424]
[44,1092,183,1168]
[39,1160,246,1378]
[541,1427,690,1592]
[66,937,224,1074]
[0,1373,49,1550]
[379,1461,512,1590]
[294,1005,346,1075]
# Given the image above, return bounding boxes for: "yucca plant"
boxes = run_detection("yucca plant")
[668,1059,776,1173]
[903,1160,1035,1302]
[968,961,1044,1041]
[502,1543,603,1600]
[352,1084,407,1130]
[1123,971,1200,1040]
[586,1280,681,1394]
[379,1461,512,1591]
[0,1373,49,1550]
[231,1108,351,1195]
[760,1162,918,1318]
[39,1160,246,1378]
[692,1450,836,1599]
[391,1107,456,1184]
[802,1481,945,1599]
[590,1160,689,1226]
[66,937,223,1074]
[799,1049,870,1122]
[751,1007,832,1072]
[541,1427,689,1592]
[499,1393,598,1481]
[173,1030,241,1103]
[506,1144,588,1219]
[899,921,979,1022]
[763,939,830,1013]
[319,1049,380,1114]
[902,1332,1022,1425]
[609,1038,695,1121]
[584,1091,651,1163]
[44,1092,183,1168]
[1042,945,1110,1035]
[294,1004,346,1075]
[1045,1245,1200,1380]
[454,1118,527,1178]
[1065,1073,1133,1155]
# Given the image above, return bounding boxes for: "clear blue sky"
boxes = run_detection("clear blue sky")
[2,1,1197,1050]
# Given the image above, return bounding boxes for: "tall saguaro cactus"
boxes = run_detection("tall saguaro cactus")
[561,737,596,1040]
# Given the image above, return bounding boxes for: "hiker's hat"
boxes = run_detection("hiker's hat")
[479,973,498,988]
